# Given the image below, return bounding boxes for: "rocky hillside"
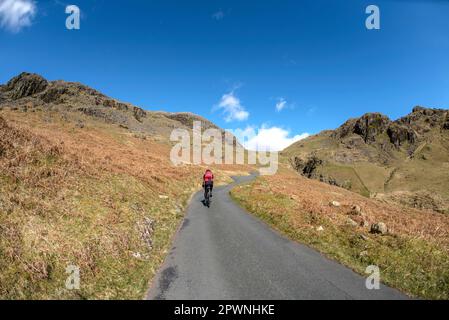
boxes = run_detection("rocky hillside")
[0,72,235,145]
[283,107,449,213]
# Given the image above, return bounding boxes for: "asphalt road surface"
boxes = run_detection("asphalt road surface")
[147,174,407,300]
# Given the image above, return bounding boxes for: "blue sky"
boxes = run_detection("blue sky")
[1,0,449,150]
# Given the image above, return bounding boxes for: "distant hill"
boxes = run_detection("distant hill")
[282,107,449,213]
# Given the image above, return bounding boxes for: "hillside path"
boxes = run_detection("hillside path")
[146,174,407,300]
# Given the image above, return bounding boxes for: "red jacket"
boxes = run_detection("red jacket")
[203,171,214,182]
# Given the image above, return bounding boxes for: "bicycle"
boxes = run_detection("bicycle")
[204,184,212,208]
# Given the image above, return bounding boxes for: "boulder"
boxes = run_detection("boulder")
[346,218,358,227]
[330,201,341,207]
[360,220,369,228]
[350,205,363,216]
[370,222,388,235]
[359,234,369,241]
[359,250,369,257]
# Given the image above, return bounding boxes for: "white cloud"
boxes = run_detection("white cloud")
[212,10,224,20]
[216,91,249,122]
[275,97,295,112]
[0,0,36,32]
[275,98,287,112]
[232,125,309,152]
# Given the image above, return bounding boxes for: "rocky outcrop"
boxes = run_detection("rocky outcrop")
[291,155,323,178]
[331,109,445,149]
[40,86,68,103]
[133,107,147,122]
[333,113,392,144]
[166,112,219,131]
[101,99,146,122]
[354,113,391,143]
[102,99,129,112]
[4,72,48,100]
[444,122,449,130]
[398,106,448,134]
[386,123,416,148]
[290,155,349,188]
[332,118,357,139]
[443,113,449,130]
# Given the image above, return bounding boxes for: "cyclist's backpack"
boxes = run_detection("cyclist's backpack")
[204,171,213,182]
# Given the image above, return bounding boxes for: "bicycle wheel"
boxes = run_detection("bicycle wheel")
[205,187,211,207]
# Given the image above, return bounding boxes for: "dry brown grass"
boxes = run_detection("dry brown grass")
[264,170,449,247]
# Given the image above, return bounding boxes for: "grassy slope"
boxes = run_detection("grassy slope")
[282,129,449,211]
[231,167,449,299]
[0,110,249,299]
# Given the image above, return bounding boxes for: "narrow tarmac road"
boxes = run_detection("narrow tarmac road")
[147,174,407,300]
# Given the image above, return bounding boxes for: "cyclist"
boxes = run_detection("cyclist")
[203,169,214,199]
